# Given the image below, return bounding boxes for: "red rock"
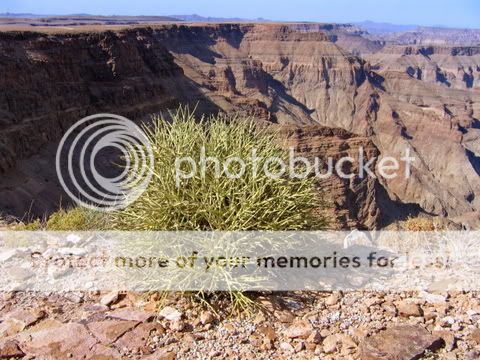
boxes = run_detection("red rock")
[274,310,295,323]
[323,335,339,354]
[325,293,342,306]
[223,323,236,333]
[0,340,24,359]
[0,319,25,338]
[89,344,122,359]
[16,322,98,359]
[144,301,158,312]
[3,309,45,327]
[115,323,165,353]
[433,330,456,352]
[249,335,263,348]
[87,320,139,344]
[100,291,120,307]
[199,311,216,325]
[339,334,357,350]
[382,303,397,317]
[397,301,423,317]
[1,24,480,229]
[107,308,155,322]
[470,329,480,344]
[294,341,305,353]
[253,312,266,324]
[144,348,176,360]
[359,325,444,360]
[257,324,277,341]
[306,330,323,344]
[257,296,278,312]
[284,320,313,339]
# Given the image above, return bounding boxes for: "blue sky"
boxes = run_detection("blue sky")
[2,0,479,28]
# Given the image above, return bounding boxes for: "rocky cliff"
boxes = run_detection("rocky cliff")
[370,26,480,46]
[148,24,480,227]
[366,45,480,89]
[0,24,479,228]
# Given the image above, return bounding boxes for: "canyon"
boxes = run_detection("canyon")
[0,23,479,228]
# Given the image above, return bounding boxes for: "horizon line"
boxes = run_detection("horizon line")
[0,12,479,30]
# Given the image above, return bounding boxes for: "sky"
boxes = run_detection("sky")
[1,0,479,29]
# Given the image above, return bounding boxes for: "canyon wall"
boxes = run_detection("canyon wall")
[366,45,480,89]
[0,24,479,228]
[0,29,211,216]
[0,29,209,174]
[150,24,480,226]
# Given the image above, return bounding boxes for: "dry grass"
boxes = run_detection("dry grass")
[0,216,9,230]
[403,216,436,231]
[112,107,326,231]
[12,207,108,231]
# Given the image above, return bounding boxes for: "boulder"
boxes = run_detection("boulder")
[359,325,444,360]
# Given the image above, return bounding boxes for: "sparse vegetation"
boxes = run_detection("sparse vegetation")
[0,215,9,229]
[403,216,436,231]
[112,107,325,231]
[46,207,110,231]
[111,108,326,312]
[13,207,109,231]
[13,219,44,231]
[13,108,327,313]
[15,109,326,234]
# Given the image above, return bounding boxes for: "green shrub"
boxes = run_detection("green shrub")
[46,207,110,231]
[15,208,109,231]
[111,108,326,312]
[112,108,325,231]
[13,219,44,231]
[11,216,44,230]
[13,108,327,313]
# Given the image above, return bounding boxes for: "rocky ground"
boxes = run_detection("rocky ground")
[1,290,480,359]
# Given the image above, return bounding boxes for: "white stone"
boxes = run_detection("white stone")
[0,249,18,262]
[66,234,83,245]
[100,291,119,306]
[159,306,182,321]
[418,291,447,304]
[280,342,294,352]
[467,309,478,317]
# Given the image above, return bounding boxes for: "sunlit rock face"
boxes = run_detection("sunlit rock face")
[0,24,479,228]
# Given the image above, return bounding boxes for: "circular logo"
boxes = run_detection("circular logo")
[56,114,153,211]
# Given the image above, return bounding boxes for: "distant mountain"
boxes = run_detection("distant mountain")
[0,13,181,26]
[354,21,418,34]
[170,14,270,23]
[0,12,270,23]
[372,26,480,45]
[0,12,47,18]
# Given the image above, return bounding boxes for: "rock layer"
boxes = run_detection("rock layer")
[0,24,479,227]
